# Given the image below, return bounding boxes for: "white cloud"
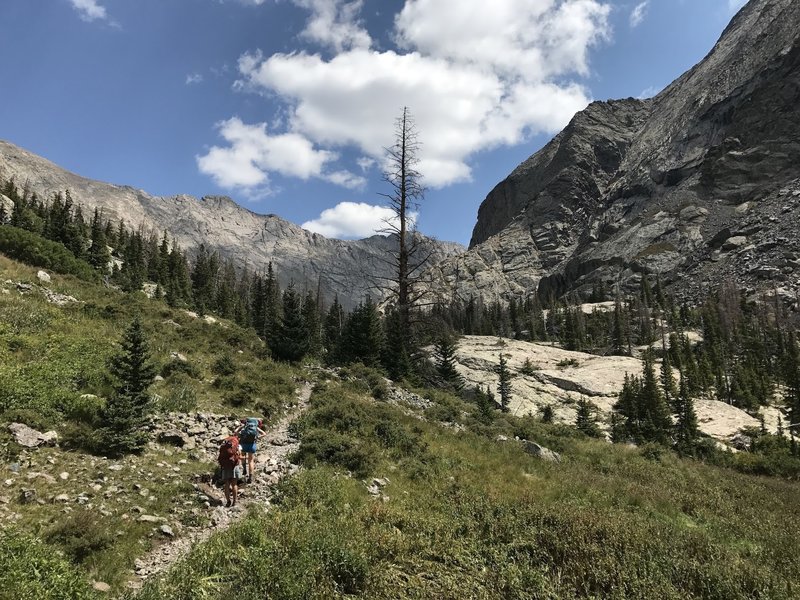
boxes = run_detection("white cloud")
[302,201,418,239]
[356,156,375,171]
[296,0,371,52]
[186,73,204,85]
[230,0,609,190]
[68,0,108,22]
[196,117,364,194]
[629,1,648,27]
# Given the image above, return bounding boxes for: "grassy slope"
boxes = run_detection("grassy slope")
[139,377,800,600]
[0,255,299,596]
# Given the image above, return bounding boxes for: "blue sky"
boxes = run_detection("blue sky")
[0,0,747,245]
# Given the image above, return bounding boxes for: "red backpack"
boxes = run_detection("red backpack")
[218,436,241,469]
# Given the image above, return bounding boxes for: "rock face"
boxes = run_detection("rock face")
[0,142,462,309]
[430,0,800,304]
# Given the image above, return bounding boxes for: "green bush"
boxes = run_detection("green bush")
[212,353,237,376]
[294,428,376,476]
[0,529,98,599]
[160,358,200,379]
[0,225,98,281]
[45,510,115,564]
[0,407,51,431]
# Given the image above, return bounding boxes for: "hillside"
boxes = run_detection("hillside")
[0,140,463,309]
[427,0,800,305]
[2,251,800,598]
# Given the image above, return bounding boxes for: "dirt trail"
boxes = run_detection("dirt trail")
[126,381,312,594]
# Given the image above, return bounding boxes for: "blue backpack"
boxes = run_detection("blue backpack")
[239,418,260,444]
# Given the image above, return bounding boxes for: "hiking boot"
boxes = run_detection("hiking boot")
[247,475,252,484]
[225,499,232,508]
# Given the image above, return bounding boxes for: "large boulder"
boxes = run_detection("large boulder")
[8,423,58,448]
[523,441,561,463]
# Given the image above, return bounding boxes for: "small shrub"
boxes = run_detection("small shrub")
[45,510,114,564]
[0,408,51,431]
[161,359,200,379]
[639,442,665,462]
[157,384,198,413]
[212,353,236,376]
[519,358,541,376]
[295,428,376,476]
[61,394,105,425]
[556,358,580,368]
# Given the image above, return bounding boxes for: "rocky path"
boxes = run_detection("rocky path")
[126,381,312,594]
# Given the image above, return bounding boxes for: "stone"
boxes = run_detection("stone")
[170,352,188,363]
[36,270,51,283]
[730,433,752,451]
[59,472,69,480]
[54,494,70,503]
[158,430,189,447]
[721,236,747,251]
[138,514,161,523]
[523,441,561,463]
[92,581,111,593]
[159,524,175,537]
[19,489,36,504]
[8,423,58,448]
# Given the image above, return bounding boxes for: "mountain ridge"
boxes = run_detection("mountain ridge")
[440,0,800,306]
[0,139,463,308]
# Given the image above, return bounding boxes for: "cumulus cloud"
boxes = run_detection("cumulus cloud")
[230,0,609,190]
[302,201,418,239]
[186,73,204,85]
[196,117,363,195]
[203,0,610,196]
[629,1,648,27]
[68,0,108,22]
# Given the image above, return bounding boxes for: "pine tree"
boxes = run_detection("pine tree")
[97,318,155,457]
[87,208,111,271]
[302,290,323,357]
[784,332,800,432]
[272,284,310,362]
[496,353,512,412]
[640,349,672,444]
[674,373,699,455]
[323,295,345,356]
[576,397,601,437]
[473,385,495,424]
[434,336,464,391]
[336,297,384,368]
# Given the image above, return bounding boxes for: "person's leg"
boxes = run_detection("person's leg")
[231,480,238,505]
[248,452,255,479]
[223,479,231,506]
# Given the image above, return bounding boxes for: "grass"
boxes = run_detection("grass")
[0,254,303,595]
[137,380,800,599]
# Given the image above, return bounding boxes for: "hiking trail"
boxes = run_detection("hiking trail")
[126,380,313,593]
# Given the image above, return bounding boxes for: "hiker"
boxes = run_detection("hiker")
[235,417,267,483]
[218,435,242,507]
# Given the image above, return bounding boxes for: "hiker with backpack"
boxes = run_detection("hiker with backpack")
[235,417,267,483]
[218,435,242,507]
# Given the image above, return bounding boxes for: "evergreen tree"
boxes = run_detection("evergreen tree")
[87,208,110,271]
[97,318,155,457]
[576,397,601,437]
[336,297,384,368]
[639,349,672,444]
[272,284,310,362]
[262,262,281,347]
[660,346,679,411]
[674,373,699,455]
[323,295,345,356]
[540,404,555,423]
[473,385,495,424]
[434,336,464,391]
[784,332,800,431]
[302,290,323,357]
[496,353,512,412]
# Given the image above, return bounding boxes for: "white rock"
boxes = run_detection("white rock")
[36,270,51,283]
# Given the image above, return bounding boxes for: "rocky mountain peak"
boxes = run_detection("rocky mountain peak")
[438,0,800,306]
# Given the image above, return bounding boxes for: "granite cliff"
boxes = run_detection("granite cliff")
[429,0,800,306]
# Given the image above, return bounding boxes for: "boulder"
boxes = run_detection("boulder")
[523,441,561,463]
[8,423,58,448]
[157,430,190,447]
[36,270,51,283]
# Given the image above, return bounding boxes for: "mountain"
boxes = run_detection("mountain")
[0,140,463,309]
[429,0,800,305]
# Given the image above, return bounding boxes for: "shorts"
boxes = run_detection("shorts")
[241,442,257,454]
[222,465,242,481]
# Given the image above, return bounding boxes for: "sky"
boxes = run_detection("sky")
[0,0,748,245]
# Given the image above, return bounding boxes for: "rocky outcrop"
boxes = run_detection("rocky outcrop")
[0,141,462,309]
[433,0,800,305]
